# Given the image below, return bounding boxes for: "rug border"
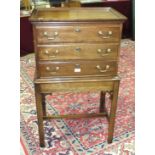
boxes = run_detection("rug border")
[20,137,29,155]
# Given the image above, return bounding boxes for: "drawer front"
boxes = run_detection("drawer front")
[37,43,119,60]
[35,25,121,43]
[39,81,114,93]
[38,61,117,77]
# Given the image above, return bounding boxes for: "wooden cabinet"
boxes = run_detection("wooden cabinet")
[20,1,132,56]
[30,7,126,147]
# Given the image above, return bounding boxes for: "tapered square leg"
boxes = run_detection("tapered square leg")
[99,91,106,113]
[35,84,45,147]
[42,94,46,117]
[108,80,120,143]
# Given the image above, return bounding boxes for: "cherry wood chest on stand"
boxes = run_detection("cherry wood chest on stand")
[29,8,126,147]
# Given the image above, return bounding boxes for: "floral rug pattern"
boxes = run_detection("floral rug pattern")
[20,39,135,155]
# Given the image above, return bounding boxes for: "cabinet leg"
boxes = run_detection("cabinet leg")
[109,91,113,100]
[99,91,106,113]
[35,84,45,147]
[42,94,46,117]
[108,81,120,143]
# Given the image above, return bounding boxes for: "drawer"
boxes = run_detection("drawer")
[35,24,121,44]
[39,81,114,93]
[37,43,119,60]
[38,60,117,77]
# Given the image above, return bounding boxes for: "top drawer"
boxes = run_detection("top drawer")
[35,24,121,44]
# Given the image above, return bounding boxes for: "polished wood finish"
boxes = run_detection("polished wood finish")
[108,80,120,143]
[34,84,45,147]
[35,24,121,44]
[39,79,114,93]
[41,94,46,116]
[20,3,130,56]
[100,91,106,113]
[43,112,107,119]
[37,43,119,60]
[30,7,126,147]
[30,7,126,22]
[38,60,117,78]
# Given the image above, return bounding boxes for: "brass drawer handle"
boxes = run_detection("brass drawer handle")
[44,50,59,58]
[96,65,110,73]
[46,66,60,74]
[43,31,59,40]
[97,48,112,56]
[98,31,113,39]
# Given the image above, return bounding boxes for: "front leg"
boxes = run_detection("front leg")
[42,94,46,117]
[108,81,120,143]
[35,84,45,147]
[99,91,106,113]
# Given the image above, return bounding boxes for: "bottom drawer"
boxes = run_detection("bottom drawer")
[39,81,114,93]
[38,60,117,77]
[34,76,120,92]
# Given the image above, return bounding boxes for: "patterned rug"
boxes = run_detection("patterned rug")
[20,39,135,155]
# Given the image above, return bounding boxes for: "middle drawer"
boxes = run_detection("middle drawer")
[37,43,119,60]
[38,60,117,78]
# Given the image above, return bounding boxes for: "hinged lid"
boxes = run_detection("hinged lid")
[29,7,127,22]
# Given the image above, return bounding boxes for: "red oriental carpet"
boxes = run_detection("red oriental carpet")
[20,39,135,155]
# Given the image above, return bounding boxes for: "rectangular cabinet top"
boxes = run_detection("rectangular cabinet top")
[29,7,127,22]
